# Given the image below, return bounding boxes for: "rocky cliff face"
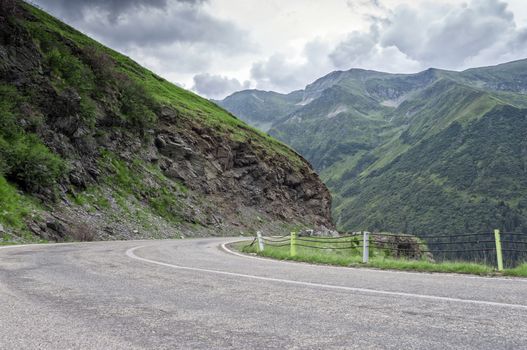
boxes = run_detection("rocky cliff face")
[0,1,332,242]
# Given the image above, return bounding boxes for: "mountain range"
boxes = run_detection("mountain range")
[217,60,527,236]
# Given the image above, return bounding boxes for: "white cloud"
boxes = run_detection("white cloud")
[192,73,250,99]
[250,39,334,92]
[378,0,520,69]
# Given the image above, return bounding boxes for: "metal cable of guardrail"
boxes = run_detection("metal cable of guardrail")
[413,239,497,246]
[251,229,527,269]
[297,234,360,240]
[261,243,291,248]
[296,238,359,244]
[420,232,491,239]
[270,234,294,239]
[369,232,422,238]
[293,244,362,250]
[260,240,290,245]
[261,237,291,243]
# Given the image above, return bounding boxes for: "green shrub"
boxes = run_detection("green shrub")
[82,46,116,83]
[3,135,65,192]
[0,175,30,230]
[79,95,98,127]
[98,151,184,222]
[116,74,158,131]
[0,85,24,138]
[46,47,95,94]
[0,85,65,193]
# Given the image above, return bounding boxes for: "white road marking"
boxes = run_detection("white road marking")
[220,241,527,283]
[0,242,74,250]
[126,245,527,311]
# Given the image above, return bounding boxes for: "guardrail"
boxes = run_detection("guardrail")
[250,229,527,270]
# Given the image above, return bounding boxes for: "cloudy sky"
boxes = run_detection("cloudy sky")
[31,0,527,99]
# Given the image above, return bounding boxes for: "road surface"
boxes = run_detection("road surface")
[1,238,526,349]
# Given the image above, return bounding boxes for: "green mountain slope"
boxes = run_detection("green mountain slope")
[217,59,527,236]
[0,1,332,243]
[213,90,304,132]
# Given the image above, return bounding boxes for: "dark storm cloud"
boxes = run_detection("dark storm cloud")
[81,6,249,50]
[33,0,249,50]
[34,0,203,22]
[192,73,250,99]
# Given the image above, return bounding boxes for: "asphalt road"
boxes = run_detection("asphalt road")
[1,238,527,349]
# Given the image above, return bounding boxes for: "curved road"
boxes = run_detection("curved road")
[1,238,527,349]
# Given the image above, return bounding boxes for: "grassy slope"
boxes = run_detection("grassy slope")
[217,90,303,126]
[334,103,527,235]
[0,176,44,242]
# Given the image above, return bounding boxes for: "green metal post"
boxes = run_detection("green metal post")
[494,229,503,272]
[290,231,297,257]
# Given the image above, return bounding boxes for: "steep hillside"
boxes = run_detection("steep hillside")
[217,60,527,236]
[0,1,332,243]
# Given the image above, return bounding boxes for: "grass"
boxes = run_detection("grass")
[231,238,525,276]
[96,151,186,224]
[503,263,527,277]
[0,175,49,244]
[0,84,65,194]
[0,175,34,232]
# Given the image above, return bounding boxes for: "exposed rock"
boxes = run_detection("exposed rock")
[299,226,339,237]
[372,234,433,261]
[46,220,67,238]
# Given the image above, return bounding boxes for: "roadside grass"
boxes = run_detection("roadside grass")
[231,239,519,276]
[503,263,527,277]
[0,175,47,244]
